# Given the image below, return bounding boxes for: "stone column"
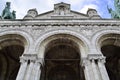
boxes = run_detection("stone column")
[98,58,110,80]
[31,58,43,80]
[82,59,91,80]
[91,59,101,80]
[21,54,38,80]
[24,60,35,80]
[16,57,28,80]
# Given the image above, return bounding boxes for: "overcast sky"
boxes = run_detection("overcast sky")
[0,0,114,19]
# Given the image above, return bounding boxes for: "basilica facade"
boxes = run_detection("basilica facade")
[0,2,120,80]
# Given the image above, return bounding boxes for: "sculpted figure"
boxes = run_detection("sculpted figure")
[12,10,16,19]
[108,0,120,19]
[1,2,16,19]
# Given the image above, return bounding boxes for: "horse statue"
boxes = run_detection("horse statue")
[1,2,16,19]
[108,0,120,19]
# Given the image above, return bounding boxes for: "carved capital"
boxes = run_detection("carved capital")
[23,54,37,60]
[88,54,103,60]
[82,58,91,67]
[36,58,44,65]
[87,54,106,64]
[98,57,106,64]
[20,56,27,63]
[20,54,38,63]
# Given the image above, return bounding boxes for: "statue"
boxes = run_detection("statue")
[108,0,120,19]
[12,10,16,19]
[1,2,16,19]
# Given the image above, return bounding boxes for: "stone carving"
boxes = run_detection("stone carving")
[54,2,70,16]
[1,2,16,19]
[108,0,120,19]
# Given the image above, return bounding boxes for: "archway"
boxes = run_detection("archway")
[41,34,85,80]
[0,34,27,80]
[99,34,120,80]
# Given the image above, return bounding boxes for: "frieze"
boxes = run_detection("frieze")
[0,20,120,40]
[0,19,120,27]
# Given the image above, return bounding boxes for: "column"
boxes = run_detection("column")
[16,57,28,80]
[91,59,100,80]
[31,59,42,80]
[24,60,34,80]
[98,59,110,80]
[83,59,91,80]
[34,61,42,80]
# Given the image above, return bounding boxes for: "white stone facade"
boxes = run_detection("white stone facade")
[0,2,120,80]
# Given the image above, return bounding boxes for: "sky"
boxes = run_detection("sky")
[0,0,115,19]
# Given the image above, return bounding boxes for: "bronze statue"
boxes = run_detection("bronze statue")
[108,0,120,19]
[1,2,16,19]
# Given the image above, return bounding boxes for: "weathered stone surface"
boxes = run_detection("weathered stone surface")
[0,2,120,80]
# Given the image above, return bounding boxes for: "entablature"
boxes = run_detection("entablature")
[0,19,120,26]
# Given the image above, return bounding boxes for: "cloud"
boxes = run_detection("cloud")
[80,4,98,14]
[4,0,61,18]
[0,0,113,19]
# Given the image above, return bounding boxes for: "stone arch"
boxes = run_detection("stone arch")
[0,30,33,54]
[35,30,88,80]
[91,29,120,54]
[0,30,32,80]
[92,30,120,80]
[35,29,90,58]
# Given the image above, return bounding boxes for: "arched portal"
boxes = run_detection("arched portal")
[99,34,120,80]
[41,34,85,80]
[0,34,27,80]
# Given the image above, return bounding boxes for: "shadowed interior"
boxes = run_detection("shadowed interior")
[42,38,85,80]
[0,45,24,80]
[101,45,120,80]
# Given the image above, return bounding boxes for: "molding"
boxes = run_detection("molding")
[0,19,120,26]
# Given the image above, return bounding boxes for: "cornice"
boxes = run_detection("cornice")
[0,19,120,27]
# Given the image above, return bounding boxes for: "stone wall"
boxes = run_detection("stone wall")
[0,19,120,80]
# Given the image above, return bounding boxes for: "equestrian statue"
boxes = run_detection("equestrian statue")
[1,2,16,19]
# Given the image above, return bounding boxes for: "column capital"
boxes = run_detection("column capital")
[36,58,44,65]
[20,54,38,63]
[98,57,106,64]
[88,54,106,61]
[20,56,27,63]
[82,58,91,67]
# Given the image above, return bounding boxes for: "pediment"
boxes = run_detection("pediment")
[23,2,101,19]
[34,10,89,19]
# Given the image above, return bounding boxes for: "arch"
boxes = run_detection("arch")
[41,32,86,80]
[92,29,120,80]
[91,29,120,54]
[35,29,90,58]
[0,30,34,54]
[0,30,33,80]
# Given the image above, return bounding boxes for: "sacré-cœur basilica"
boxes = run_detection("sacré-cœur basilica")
[0,1,120,80]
